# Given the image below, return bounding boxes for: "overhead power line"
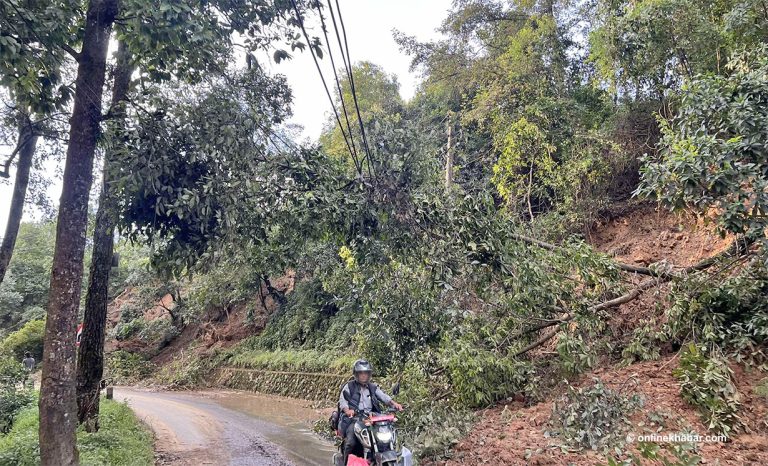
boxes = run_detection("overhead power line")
[329,0,374,178]
[313,1,361,169]
[288,0,361,174]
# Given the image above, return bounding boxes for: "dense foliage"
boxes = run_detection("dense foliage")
[0,222,55,331]
[673,344,743,436]
[550,379,643,451]
[638,46,768,239]
[0,0,766,462]
[0,399,154,465]
[0,319,44,362]
[0,357,34,434]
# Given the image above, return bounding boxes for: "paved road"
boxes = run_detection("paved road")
[115,388,335,466]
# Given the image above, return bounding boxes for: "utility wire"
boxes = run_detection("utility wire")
[330,0,374,179]
[313,1,361,172]
[288,0,361,174]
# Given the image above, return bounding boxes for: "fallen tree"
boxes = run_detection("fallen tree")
[513,237,754,357]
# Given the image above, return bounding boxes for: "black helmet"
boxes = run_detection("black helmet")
[352,359,373,383]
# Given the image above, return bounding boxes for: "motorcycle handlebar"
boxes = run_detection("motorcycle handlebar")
[352,406,405,417]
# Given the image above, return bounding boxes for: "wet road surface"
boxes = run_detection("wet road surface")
[116,388,335,466]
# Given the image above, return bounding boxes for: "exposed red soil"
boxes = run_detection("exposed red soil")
[150,301,262,366]
[591,203,732,267]
[442,204,766,465]
[148,271,295,365]
[443,359,768,466]
[104,271,296,366]
[591,203,751,351]
[105,290,177,354]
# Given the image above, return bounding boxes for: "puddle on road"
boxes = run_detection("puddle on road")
[208,390,336,466]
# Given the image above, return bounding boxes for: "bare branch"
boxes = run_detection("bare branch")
[61,44,81,61]
[1,133,35,178]
[510,233,673,278]
[513,238,754,357]
[514,327,559,357]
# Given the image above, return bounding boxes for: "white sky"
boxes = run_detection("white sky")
[0,0,450,234]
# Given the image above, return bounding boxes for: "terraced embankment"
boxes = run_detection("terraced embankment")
[214,367,349,403]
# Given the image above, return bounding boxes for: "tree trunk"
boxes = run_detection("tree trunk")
[0,116,38,284]
[76,40,133,432]
[445,114,454,188]
[39,1,117,464]
[263,275,287,308]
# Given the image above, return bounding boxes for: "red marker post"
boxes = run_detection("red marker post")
[76,323,83,347]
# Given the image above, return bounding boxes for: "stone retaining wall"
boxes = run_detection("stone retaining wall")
[214,367,349,403]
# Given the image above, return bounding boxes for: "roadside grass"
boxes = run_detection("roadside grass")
[226,348,355,374]
[0,398,154,466]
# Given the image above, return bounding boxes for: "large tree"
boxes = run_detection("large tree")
[75,41,132,431]
[0,115,39,283]
[589,0,768,98]
[75,0,315,430]
[39,0,118,463]
[0,0,76,284]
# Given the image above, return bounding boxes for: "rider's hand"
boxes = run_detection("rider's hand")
[392,402,403,411]
[344,408,355,418]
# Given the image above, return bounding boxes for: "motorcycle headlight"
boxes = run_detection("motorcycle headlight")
[375,426,393,444]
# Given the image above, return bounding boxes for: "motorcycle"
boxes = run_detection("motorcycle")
[332,407,413,466]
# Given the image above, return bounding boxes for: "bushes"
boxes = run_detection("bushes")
[394,357,475,461]
[253,278,354,352]
[0,320,44,362]
[227,348,355,374]
[637,45,768,239]
[664,266,768,363]
[550,379,643,451]
[0,399,154,465]
[0,357,35,433]
[443,339,533,408]
[606,441,702,466]
[0,405,38,465]
[111,315,179,351]
[673,344,742,437]
[110,318,144,341]
[153,351,217,388]
[0,389,35,435]
[622,263,768,366]
[105,351,155,384]
[137,317,179,348]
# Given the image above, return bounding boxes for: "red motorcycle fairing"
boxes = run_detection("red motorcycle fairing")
[346,454,369,466]
[369,414,395,423]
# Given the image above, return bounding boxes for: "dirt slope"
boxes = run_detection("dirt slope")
[445,358,768,465]
[440,204,766,466]
[105,272,295,365]
[592,203,732,267]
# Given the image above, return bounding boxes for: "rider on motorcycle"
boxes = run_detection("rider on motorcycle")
[338,359,403,463]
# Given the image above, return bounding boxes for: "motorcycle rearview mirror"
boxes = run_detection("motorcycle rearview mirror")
[391,382,400,396]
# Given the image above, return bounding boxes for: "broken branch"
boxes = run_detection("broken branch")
[510,233,671,278]
[513,238,753,357]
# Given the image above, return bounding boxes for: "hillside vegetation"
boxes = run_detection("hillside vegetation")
[0,0,767,464]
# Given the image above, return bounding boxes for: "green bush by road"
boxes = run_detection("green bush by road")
[0,399,154,466]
